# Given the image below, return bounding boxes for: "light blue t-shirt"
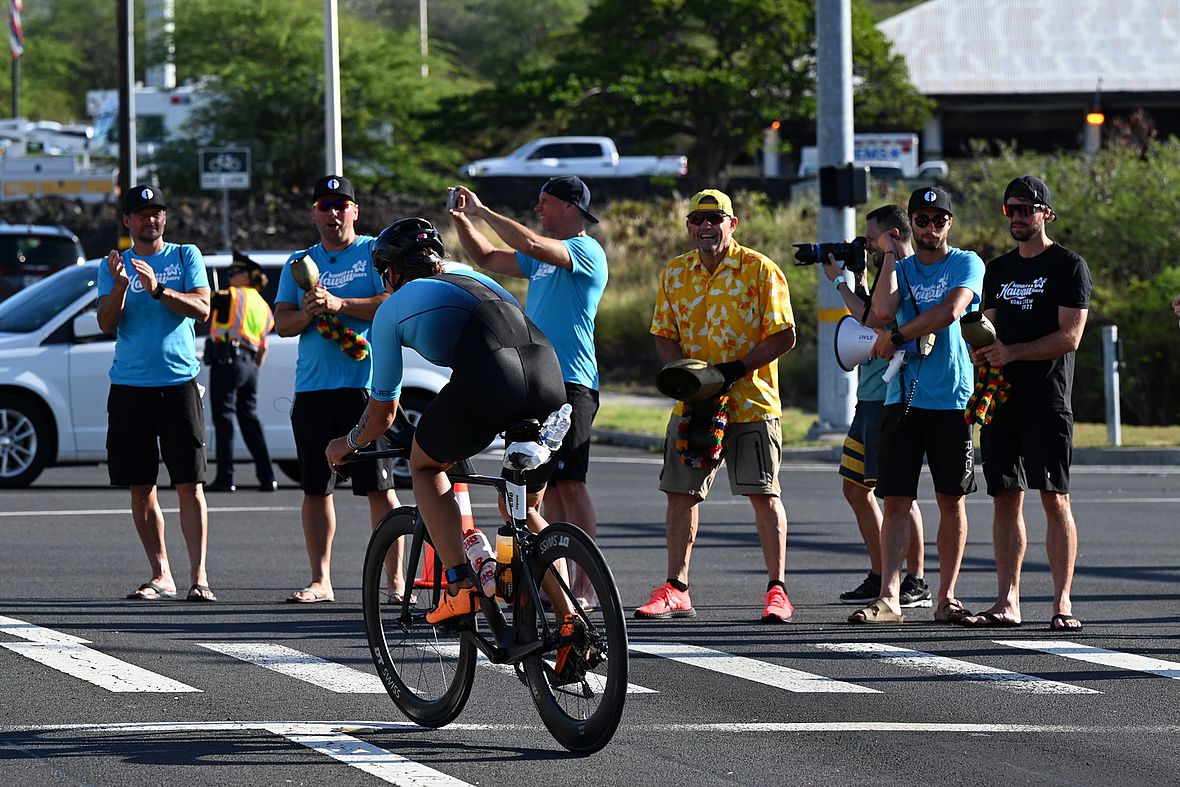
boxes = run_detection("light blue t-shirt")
[370,270,519,402]
[275,236,385,393]
[857,356,889,401]
[97,242,209,387]
[885,247,984,410]
[514,234,607,389]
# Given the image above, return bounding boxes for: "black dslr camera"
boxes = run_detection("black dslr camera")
[792,237,869,273]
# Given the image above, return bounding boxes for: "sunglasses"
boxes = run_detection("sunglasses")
[1002,203,1045,218]
[912,214,951,229]
[315,198,354,212]
[687,212,730,226]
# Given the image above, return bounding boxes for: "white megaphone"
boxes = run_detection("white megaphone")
[834,315,878,372]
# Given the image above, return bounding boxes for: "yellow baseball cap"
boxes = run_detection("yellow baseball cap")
[687,189,733,216]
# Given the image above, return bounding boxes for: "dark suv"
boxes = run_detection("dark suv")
[0,223,86,301]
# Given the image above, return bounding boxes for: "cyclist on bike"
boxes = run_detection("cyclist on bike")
[326,217,569,625]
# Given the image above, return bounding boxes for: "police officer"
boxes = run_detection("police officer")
[206,253,278,492]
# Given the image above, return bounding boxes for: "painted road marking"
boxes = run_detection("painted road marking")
[815,642,1099,694]
[0,615,199,693]
[996,640,1180,679]
[631,641,878,693]
[424,642,657,695]
[197,643,386,693]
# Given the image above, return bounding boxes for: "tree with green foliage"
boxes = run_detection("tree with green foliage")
[443,0,931,184]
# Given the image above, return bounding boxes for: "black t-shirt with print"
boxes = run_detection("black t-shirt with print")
[983,243,1092,411]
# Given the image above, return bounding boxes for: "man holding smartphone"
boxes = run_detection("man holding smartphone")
[448,177,608,602]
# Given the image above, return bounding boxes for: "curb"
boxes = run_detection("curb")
[592,428,1180,466]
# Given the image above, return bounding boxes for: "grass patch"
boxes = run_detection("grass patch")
[597,400,1180,449]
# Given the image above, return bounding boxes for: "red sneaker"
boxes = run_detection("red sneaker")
[634,582,696,619]
[426,587,477,624]
[762,585,794,623]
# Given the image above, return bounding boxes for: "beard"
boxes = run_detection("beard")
[915,236,942,252]
[1008,223,1037,242]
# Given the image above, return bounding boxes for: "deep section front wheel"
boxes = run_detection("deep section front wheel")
[519,522,629,755]
[362,506,476,727]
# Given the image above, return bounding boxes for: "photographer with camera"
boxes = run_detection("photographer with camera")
[819,205,928,609]
[846,187,984,625]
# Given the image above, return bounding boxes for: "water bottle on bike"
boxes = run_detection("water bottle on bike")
[504,403,573,471]
[461,529,498,597]
[539,403,573,450]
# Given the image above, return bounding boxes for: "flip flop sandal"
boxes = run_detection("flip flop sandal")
[1049,613,1083,631]
[384,591,418,605]
[847,600,905,624]
[287,587,334,604]
[126,582,177,600]
[186,584,218,602]
[957,611,1022,628]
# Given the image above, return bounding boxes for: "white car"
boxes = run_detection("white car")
[0,253,452,488]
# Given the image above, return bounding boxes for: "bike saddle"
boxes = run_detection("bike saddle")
[503,419,541,443]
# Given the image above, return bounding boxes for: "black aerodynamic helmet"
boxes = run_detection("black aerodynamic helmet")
[372,217,446,277]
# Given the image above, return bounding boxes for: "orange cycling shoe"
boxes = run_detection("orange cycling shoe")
[553,613,589,686]
[426,586,478,625]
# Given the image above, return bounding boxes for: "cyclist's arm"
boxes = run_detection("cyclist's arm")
[326,396,398,469]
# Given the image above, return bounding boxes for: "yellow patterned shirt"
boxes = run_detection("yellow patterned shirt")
[651,241,795,422]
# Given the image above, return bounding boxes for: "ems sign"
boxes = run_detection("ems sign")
[199,148,251,190]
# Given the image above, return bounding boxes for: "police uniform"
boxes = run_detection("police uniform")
[207,272,277,491]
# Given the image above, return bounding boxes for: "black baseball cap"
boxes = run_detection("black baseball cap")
[908,186,953,216]
[122,184,167,214]
[541,176,599,224]
[1003,175,1053,208]
[312,175,356,204]
[229,250,262,275]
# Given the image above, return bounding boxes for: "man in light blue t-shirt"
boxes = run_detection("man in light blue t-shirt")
[97,185,215,603]
[847,186,984,627]
[449,177,607,601]
[273,175,400,605]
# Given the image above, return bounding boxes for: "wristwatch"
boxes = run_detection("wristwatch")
[890,329,906,347]
[833,278,846,293]
[151,282,165,300]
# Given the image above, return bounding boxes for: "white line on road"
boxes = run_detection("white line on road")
[0,506,298,517]
[0,615,200,693]
[261,723,472,786]
[424,642,657,694]
[996,640,1180,679]
[631,641,877,693]
[197,643,387,693]
[814,642,1099,694]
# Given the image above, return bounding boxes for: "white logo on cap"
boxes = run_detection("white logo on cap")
[327,178,340,190]
[924,190,937,202]
[141,188,154,200]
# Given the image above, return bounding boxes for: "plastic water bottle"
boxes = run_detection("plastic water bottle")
[495,523,515,601]
[539,403,573,450]
[461,529,497,597]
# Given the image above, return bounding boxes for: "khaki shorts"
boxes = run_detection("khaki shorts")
[659,417,782,498]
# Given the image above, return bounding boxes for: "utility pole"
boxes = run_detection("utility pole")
[323,0,343,175]
[419,0,429,78]
[809,0,857,438]
[117,0,136,248]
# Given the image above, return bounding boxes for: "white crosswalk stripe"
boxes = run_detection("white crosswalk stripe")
[631,641,879,693]
[196,643,387,692]
[0,615,200,693]
[814,642,1100,694]
[423,642,658,694]
[996,640,1180,679]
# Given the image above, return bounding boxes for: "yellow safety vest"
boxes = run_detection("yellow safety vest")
[210,286,274,352]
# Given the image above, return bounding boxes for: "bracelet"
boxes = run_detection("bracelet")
[151,282,165,300]
[346,426,367,451]
[833,277,846,293]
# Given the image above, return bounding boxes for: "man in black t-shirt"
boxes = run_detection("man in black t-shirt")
[958,176,1092,632]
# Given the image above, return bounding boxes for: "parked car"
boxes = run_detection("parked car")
[459,135,688,179]
[0,222,86,301]
[0,253,452,488]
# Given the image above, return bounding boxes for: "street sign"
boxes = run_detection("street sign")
[199,147,250,190]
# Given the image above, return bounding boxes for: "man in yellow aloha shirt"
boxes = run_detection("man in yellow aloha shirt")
[636,189,798,624]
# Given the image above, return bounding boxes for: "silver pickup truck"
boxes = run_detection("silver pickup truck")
[460,136,687,179]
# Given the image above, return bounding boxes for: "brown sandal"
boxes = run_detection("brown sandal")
[847,600,905,624]
[934,597,971,624]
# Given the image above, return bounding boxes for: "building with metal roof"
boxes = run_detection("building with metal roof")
[877,0,1180,154]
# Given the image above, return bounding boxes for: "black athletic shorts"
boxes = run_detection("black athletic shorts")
[107,379,206,487]
[549,382,598,484]
[414,298,566,493]
[875,405,977,499]
[291,388,396,496]
[981,403,1073,495]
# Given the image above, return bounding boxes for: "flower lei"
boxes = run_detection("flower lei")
[315,314,369,361]
[674,395,729,469]
[965,364,1011,425]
